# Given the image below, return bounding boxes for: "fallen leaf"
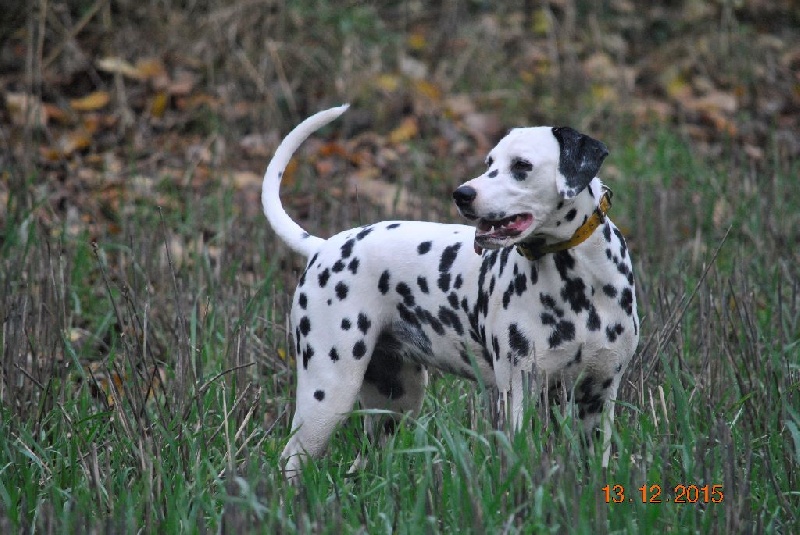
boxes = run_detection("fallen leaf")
[42,103,70,124]
[135,57,167,80]
[375,73,402,93]
[317,141,347,158]
[282,158,299,186]
[412,79,442,102]
[150,91,169,118]
[70,91,110,112]
[97,57,145,79]
[665,72,692,100]
[389,116,418,143]
[168,70,197,96]
[407,32,427,51]
[690,91,737,114]
[229,170,261,189]
[532,8,551,35]
[40,130,92,160]
[5,92,47,126]
[444,94,476,118]
[590,83,618,104]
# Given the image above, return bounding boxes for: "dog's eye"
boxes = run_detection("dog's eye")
[511,159,533,173]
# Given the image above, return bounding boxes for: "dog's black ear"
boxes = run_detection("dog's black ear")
[551,127,609,199]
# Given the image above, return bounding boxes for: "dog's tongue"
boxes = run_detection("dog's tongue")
[472,214,534,255]
[476,214,533,239]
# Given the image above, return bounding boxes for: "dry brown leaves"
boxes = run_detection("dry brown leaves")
[1,2,799,239]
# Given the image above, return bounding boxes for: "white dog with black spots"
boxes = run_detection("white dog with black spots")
[262,105,639,481]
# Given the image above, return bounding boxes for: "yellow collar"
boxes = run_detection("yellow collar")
[515,187,613,261]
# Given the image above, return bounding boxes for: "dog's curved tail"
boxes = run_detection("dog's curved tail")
[262,104,350,257]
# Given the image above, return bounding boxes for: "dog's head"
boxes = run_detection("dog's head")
[452,126,608,252]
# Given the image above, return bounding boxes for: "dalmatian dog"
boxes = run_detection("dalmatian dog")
[263,105,639,481]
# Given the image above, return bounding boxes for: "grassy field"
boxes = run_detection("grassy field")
[2,2,799,533]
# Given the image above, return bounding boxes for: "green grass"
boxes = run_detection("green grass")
[2,123,798,533]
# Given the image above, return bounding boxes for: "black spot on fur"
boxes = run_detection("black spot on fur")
[488,169,498,178]
[438,306,464,335]
[356,226,373,240]
[357,313,372,334]
[329,347,340,362]
[341,318,351,330]
[620,287,634,315]
[396,282,415,306]
[502,282,515,309]
[548,320,575,348]
[602,284,617,298]
[454,274,463,289]
[448,292,459,310]
[417,241,432,255]
[318,268,330,287]
[302,345,314,369]
[397,303,420,327]
[565,208,578,222]
[603,222,612,242]
[508,323,530,362]
[606,323,624,342]
[511,158,533,181]
[587,306,601,331]
[335,281,349,300]
[378,270,391,294]
[353,340,367,359]
[417,276,429,293]
[332,260,345,273]
[514,273,527,295]
[439,243,461,273]
[438,273,451,292]
[348,258,360,274]
[340,238,356,259]
[298,293,308,309]
[498,247,512,277]
[314,390,325,401]
[601,377,613,389]
[298,316,311,336]
[386,223,401,229]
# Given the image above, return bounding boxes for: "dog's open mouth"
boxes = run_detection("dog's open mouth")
[474,213,534,251]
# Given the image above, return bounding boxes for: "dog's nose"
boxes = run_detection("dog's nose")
[452,185,477,208]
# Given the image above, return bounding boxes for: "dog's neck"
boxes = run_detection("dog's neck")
[546,178,607,241]
[516,178,610,260]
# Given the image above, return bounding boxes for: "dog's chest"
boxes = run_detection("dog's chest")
[471,243,635,381]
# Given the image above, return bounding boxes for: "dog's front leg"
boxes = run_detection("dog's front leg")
[509,354,538,431]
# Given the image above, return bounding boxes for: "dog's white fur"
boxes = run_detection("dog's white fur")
[263,106,639,481]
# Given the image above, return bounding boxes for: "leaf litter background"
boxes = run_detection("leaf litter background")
[4,1,798,235]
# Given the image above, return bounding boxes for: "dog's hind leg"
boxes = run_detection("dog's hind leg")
[600,382,620,468]
[280,330,378,482]
[574,372,620,467]
[349,342,428,474]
